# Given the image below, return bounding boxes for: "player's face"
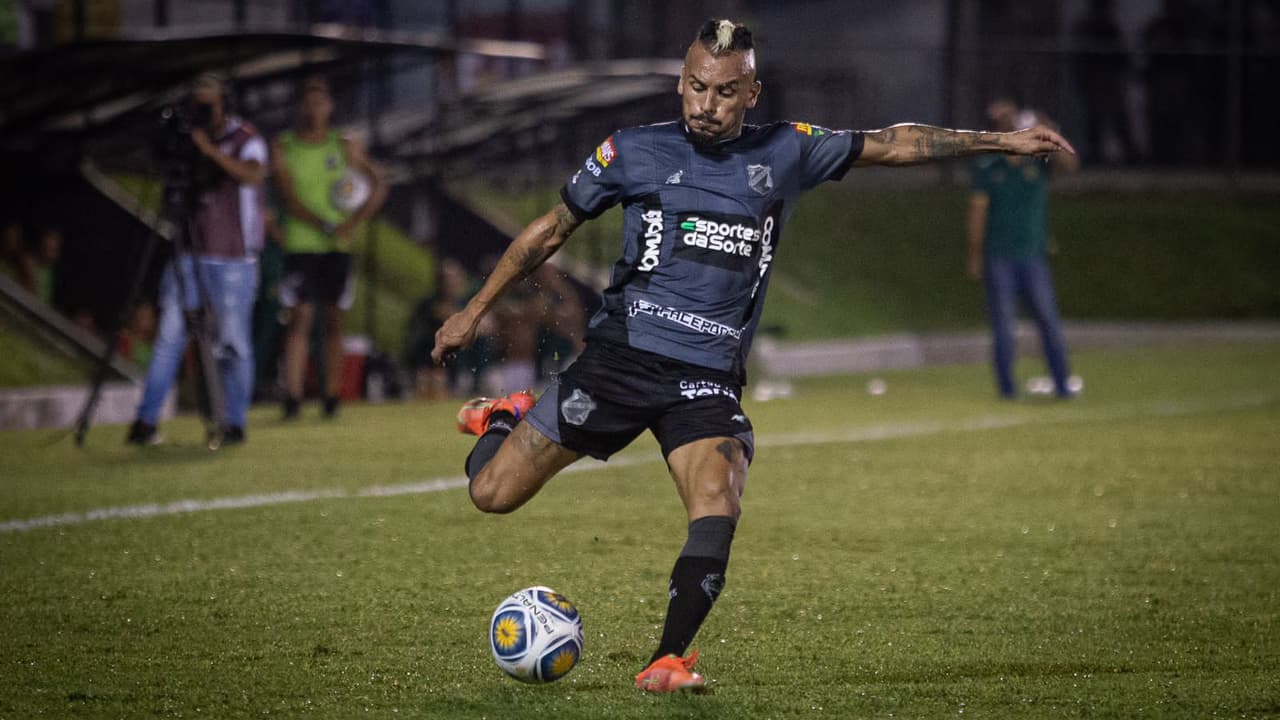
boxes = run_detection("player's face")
[678,42,760,144]
[301,87,334,128]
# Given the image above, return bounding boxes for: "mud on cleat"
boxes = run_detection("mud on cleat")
[634,650,708,694]
[455,390,535,435]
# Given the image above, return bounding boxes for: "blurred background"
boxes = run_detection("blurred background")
[1,0,1277,427]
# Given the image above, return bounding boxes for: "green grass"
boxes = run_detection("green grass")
[464,185,1280,340]
[1,343,1278,718]
[0,308,94,387]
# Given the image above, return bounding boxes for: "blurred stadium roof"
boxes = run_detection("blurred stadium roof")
[0,25,544,152]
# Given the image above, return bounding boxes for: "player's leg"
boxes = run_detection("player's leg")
[280,300,314,416]
[656,436,747,652]
[130,262,191,442]
[467,420,582,514]
[278,253,313,419]
[1018,257,1073,397]
[984,257,1019,398]
[637,387,754,692]
[320,252,356,417]
[321,301,345,415]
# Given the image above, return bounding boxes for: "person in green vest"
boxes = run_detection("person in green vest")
[272,75,387,419]
[966,99,1080,399]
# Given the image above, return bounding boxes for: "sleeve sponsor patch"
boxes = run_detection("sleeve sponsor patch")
[595,136,618,167]
[791,122,828,137]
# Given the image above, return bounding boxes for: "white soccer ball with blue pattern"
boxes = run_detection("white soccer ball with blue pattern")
[489,586,584,683]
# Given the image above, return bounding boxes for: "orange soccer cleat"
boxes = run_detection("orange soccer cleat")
[634,650,708,693]
[455,390,536,435]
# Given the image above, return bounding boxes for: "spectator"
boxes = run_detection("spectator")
[404,257,500,399]
[126,73,268,446]
[273,75,387,420]
[0,220,24,283]
[966,100,1079,400]
[116,303,157,367]
[30,226,61,305]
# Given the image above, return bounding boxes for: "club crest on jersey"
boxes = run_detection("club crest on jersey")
[560,388,597,426]
[747,164,773,196]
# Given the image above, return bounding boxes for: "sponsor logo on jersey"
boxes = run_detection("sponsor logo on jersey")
[629,299,742,339]
[638,208,664,272]
[673,211,760,270]
[665,169,684,184]
[678,379,738,401]
[679,215,757,257]
[791,122,827,137]
[751,213,776,298]
[595,136,617,167]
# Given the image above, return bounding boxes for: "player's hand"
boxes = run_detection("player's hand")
[1004,126,1076,157]
[431,310,479,365]
[333,219,356,249]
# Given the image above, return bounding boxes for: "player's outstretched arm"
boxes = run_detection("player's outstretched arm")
[854,123,1076,167]
[431,201,582,365]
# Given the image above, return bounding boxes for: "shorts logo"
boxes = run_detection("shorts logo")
[560,388,597,426]
[679,379,738,401]
[746,163,773,196]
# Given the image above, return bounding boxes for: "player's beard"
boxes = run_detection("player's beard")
[686,115,736,146]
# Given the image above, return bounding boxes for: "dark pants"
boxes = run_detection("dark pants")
[984,256,1072,398]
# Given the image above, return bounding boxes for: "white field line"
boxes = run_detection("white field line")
[2,393,1276,534]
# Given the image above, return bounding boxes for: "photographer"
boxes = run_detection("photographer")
[126,73,268,446]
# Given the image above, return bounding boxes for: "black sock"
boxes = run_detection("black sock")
[464,411,516,479]
[648,515,736,665]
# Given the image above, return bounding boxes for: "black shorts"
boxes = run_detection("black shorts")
[280,252,355,309]
[524,341,754,462]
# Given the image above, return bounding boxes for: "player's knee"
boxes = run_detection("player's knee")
[692,477,742,519]
[468,468,518,514]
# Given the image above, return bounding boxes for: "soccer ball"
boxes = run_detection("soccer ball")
[489,586,584,683]
[329,169,370,213]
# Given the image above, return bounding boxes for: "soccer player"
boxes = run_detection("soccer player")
[432,19,1075,692]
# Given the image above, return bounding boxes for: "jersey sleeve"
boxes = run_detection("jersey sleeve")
[793,123,865,189]
[560,132,627,221]
[240,135,269,164]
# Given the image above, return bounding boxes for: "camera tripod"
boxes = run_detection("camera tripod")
[74,155,228,450]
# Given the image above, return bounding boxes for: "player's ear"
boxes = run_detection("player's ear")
[746,80,762,109]
[676,70,685,96]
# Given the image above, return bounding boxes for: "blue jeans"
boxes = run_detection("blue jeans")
[984,256,1072,398]
[136,256,259,427]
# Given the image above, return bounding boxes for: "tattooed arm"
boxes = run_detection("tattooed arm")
[431,201,582,364]
[854,123,1076,167]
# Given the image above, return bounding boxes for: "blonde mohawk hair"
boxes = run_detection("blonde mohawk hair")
[695,18,754,56]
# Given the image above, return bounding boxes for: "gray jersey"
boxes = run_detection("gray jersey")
[561,120,863,380]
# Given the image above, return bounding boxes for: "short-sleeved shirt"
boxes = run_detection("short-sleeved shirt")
[561,120,863,379]
[971,155,1051,259]
[278,130,349,254]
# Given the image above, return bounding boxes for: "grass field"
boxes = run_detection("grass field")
[2,343,1278,719]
